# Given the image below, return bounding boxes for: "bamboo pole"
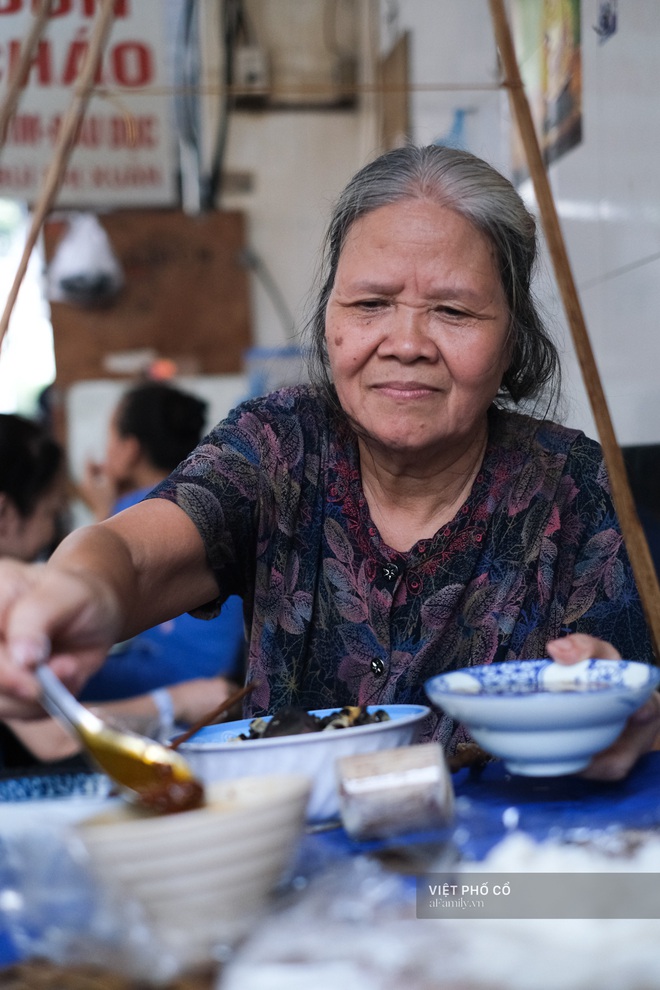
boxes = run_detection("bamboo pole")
[0,0,55,150]
[488,0,660,660]
[0,0,116,351]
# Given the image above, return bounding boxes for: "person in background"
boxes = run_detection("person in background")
[0,412,65,564]
[0,412,84,773]
[0,145,657,782]
[0,406,243,773]
[76,380,245,702]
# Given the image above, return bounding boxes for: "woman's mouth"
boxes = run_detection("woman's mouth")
[372,382,439,400]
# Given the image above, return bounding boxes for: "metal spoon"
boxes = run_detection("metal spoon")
[36,664,204,811]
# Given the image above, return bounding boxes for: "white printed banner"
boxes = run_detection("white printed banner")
[0,0,178,207]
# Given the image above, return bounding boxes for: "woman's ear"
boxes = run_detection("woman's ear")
[498,323,516,392]
[122,433,143,470]
[111,432,143,485]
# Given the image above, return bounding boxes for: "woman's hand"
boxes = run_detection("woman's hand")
[547,632,660,780]
[167,676,242,726]
[0,557,121,719]
[546,632,621,664]
[0,500,220,721]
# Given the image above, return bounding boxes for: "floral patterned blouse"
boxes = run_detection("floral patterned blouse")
[149,385,653,751]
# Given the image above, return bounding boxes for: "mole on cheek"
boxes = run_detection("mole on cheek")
[334,335,344,347]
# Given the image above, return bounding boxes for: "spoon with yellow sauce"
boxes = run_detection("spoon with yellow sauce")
[36,664,204,813]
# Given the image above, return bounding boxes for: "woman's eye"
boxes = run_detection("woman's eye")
[357,298,386,310]
[436,305,467,318]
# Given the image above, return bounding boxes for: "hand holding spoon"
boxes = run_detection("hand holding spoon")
[36,664,204,813]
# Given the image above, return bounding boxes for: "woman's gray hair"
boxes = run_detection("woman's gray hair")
[304,143,560,412]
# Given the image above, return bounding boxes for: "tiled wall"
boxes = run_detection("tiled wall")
[541,0,660,444]
[395,0,660,445]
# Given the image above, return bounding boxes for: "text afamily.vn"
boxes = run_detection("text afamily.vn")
[428,897,486,910]
[427,882,511,897]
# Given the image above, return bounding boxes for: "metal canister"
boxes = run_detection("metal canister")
[336,742,455,840]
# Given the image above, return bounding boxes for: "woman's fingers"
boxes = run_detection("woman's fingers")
[0,663,44,716]
[547,632,621,664]
[0,559,120,716]
[0,560,47,714]
[546,632,660,780]
[581,692,660,781]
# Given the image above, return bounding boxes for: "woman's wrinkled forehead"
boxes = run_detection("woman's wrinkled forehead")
[336,193,502,279]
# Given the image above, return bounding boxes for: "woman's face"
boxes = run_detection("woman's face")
[104,410,137,488]
[0,485,63,562]
[325,198,511,462]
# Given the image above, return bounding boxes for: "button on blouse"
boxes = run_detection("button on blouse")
[381,562,400,582]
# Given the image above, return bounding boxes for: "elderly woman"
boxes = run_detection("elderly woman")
[0,145,657,780]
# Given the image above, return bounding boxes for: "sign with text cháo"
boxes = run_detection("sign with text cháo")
[0,0,178,207]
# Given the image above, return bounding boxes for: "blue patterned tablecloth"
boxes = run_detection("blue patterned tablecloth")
[0,771,109,803]
[451,749,660,858]
[0,770,112,967]
[0,931,19,968]
[3,754,660,968]
[314,750,660,863]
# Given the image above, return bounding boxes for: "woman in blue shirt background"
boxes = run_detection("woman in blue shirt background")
[78,379,245,701]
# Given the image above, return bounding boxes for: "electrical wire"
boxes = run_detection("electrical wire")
[237,246,297,338]
[173,0,200,150]
[201,0,254,209]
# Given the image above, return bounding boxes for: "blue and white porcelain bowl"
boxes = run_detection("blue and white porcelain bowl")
[178,704,430,823]
[425,659,660,776]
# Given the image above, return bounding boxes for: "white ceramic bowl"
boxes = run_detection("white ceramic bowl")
[177,704,430,822]
[76,774,310,971]
[425,659,660,776]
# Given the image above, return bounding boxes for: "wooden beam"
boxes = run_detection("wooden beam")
[488,0,660,660]
[0,0,116,351]
[0,0,55,149]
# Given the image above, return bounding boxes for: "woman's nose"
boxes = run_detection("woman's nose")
[379,306,438,361]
